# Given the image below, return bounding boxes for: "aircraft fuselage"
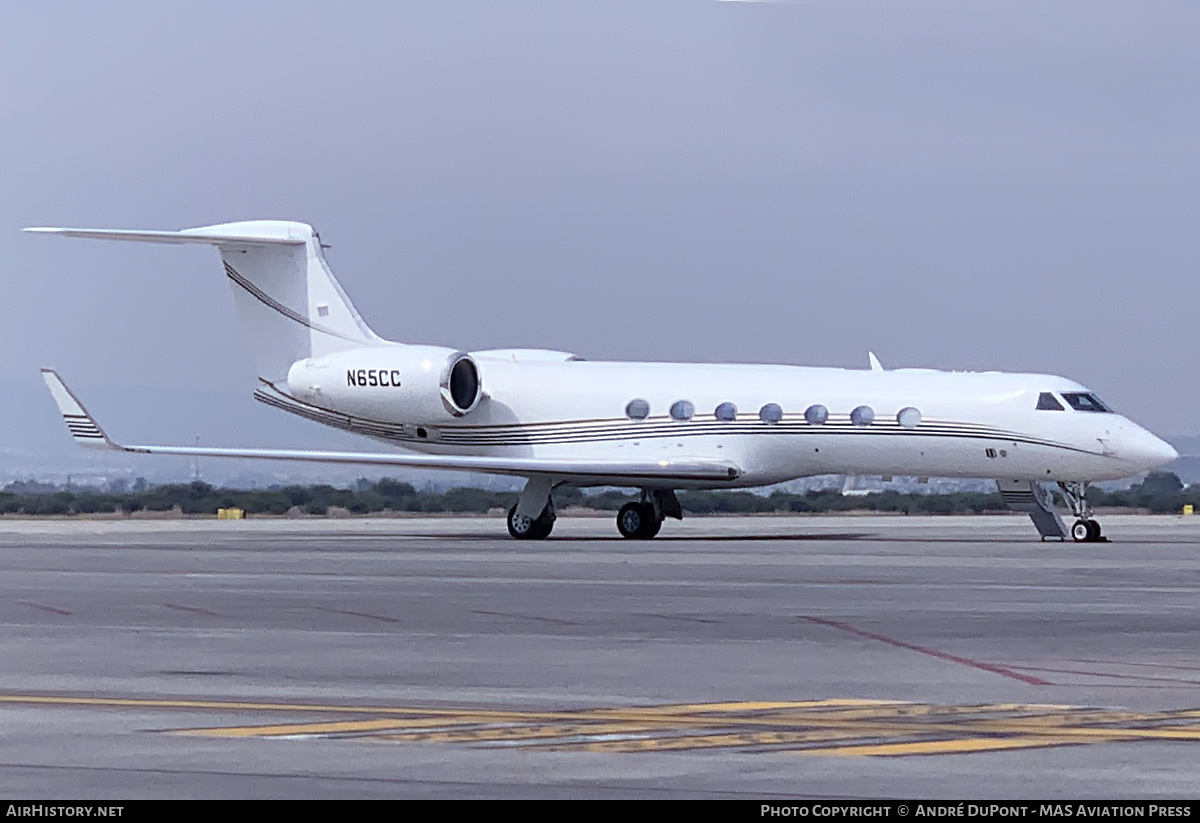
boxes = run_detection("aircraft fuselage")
[276,348,1174,489]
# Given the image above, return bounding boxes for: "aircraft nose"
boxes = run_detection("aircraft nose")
[1123,427,1178,471]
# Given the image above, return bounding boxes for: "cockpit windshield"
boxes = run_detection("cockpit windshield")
[1061,392,1112,413]
[1036,392,1064,411]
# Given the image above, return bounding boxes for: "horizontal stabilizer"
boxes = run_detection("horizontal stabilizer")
[24,225,305,246]
[40,371,742,484]
[28,221,381,382]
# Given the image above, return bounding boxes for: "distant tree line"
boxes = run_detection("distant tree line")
[0,471,1194,517]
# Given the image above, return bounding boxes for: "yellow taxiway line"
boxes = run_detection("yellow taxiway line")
[6,693,1200,757]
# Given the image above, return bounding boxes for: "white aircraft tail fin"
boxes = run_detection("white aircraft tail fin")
[26,221,385,382]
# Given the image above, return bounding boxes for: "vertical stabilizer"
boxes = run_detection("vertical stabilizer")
[25,221,388,384]
[194,221,384,382]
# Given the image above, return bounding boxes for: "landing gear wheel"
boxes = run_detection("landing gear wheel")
[1059,482,1105,543]
[1071,520,1088,542]
[617,502,660,539]
[508,505,555,540]
[1071,519,1101,542]
[641,514,662,539]
[617,503,645,538]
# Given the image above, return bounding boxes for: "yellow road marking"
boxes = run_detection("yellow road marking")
[175,706,1200,746]
[199,715,861,743]
[178,712,1200,747]
[175,717,480,737]
[958,723,1200,741]
[0,695,460,715]
[8,692,1200,757]
[758,703,1057,723]
[801,736,1094,757]
[374,721,672,745]
[0,694,893,724]
[537,729,860,753]
[624,699,898,714]
[168,701,952,735]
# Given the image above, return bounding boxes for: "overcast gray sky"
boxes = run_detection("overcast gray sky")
[2,0,1197,468]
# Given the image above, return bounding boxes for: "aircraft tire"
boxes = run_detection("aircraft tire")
[640,507,662,538]
[617,503,644,538]
[508,505,554,540]
[617,502,661,539]
[530,510,555,539]
[1071,519,1101,542]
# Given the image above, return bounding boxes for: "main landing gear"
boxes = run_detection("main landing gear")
[505,479,684,541]
[617,502,661,539]
[507,503,556,540]
[1058,481,1106,543]
[508,476,557,540]
[616,489,682,540]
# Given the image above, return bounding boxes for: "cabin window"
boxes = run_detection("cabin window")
[1036,392,1064,411]
[714,402,738,422]
[625,398,650,420]
[850,405,875,426]
[759,403,783,424]
[804,404,828,425]
[1061,392,1112,413]
[669,400,695,421]
[897,407,921,428]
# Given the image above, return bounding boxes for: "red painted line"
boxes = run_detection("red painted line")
[801,616,1052,686]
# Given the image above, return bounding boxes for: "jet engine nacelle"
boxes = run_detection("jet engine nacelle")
[286,345,483,423]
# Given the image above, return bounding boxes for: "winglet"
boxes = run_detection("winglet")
[868,351,884,372]
[40,369,118,450]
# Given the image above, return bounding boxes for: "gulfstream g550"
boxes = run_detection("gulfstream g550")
[27,220,1177,542]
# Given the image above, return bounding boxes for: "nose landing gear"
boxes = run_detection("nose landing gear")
[1070,518,1102,542]
[1059,481,1106,543]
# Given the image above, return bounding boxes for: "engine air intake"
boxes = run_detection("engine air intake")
[442,355,482,416]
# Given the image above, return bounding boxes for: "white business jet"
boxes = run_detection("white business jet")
[28,221,1177,542]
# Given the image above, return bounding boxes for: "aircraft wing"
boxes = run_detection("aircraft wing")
[40,370,742,484]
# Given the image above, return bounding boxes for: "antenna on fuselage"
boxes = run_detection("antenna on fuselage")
[868,352,884,372]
